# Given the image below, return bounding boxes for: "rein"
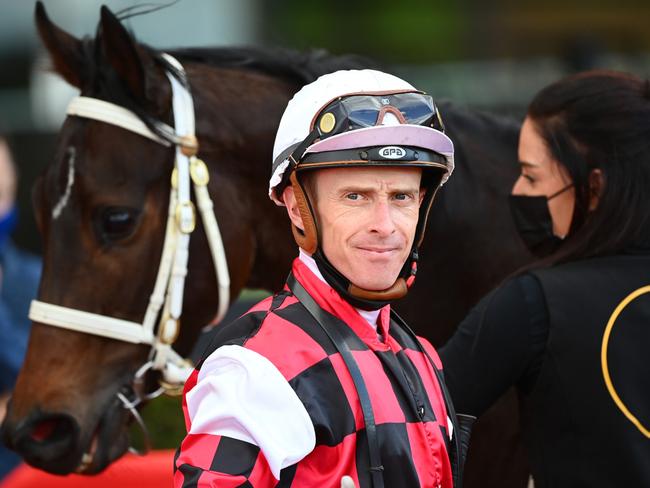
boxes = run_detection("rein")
[28,54,230,453]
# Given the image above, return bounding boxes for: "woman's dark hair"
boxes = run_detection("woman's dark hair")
[527,69,650,267]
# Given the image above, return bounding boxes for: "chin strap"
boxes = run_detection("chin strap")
[313,248,418,311]
[29,53,230,394]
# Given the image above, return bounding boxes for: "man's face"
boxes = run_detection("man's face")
[310,166,422,291]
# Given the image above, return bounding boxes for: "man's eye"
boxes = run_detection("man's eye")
[521,173,534,183]
[346,193,360,200]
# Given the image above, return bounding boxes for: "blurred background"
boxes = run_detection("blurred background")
[2,0,650,252]
[1,0,649,451]
[2,0,650,253]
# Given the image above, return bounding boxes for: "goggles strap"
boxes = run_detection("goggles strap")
[287,127,321,168]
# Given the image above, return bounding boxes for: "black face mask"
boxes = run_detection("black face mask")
[509,184,573,257]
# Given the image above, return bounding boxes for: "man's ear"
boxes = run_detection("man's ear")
[589,168,604,211]
[282,185,305,231]
[419,187,427,206]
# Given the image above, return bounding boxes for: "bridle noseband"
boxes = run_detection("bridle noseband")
[28,54,231,456]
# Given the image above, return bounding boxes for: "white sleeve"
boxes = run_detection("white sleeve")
[185,344,316,479]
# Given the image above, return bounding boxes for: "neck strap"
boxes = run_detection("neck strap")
[287,273,385,488]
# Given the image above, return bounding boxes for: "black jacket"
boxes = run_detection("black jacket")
[441,252,650,487]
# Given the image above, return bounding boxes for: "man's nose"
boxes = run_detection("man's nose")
[368,200,396,236]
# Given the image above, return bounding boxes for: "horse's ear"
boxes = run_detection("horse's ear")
[35,1,85,88]
[99,5,166,107]
[99,6,145,99]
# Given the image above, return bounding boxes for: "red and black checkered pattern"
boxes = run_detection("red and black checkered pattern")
[174,259,453,487]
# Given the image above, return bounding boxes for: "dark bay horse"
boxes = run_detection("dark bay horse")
[2,3,530,486]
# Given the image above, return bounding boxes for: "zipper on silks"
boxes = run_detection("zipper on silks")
[417,403,425,420]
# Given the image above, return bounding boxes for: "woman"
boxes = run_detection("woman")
[441,70,650,487]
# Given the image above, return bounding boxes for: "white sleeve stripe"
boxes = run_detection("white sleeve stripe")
[186,345,316,480]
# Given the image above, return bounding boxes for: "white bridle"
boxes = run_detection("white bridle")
[28,54,230,391]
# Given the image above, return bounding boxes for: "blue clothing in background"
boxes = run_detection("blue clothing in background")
[0,241,41,479]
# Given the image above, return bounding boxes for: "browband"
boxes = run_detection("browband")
[67,96,174,146]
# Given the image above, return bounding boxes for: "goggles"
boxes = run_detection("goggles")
[314,92,445,137]
[286,92,445,167]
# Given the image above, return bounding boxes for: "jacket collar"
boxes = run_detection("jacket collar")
[291,257,391,351]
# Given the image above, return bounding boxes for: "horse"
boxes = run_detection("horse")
[1,3,531,486]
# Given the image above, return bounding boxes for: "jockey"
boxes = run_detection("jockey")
[174,69,468,488]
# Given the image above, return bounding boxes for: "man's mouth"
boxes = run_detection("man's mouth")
[360,247,394,252]
[355,246,400,256]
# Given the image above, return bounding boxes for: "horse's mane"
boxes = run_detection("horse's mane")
[78,34,379,138]
[166,46,381,86]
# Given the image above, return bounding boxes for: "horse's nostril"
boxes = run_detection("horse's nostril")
[21,414,78,448]
[10,412,81,472]
[30,418,59,442]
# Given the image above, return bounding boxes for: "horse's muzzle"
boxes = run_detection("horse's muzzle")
[1,409,82,474]
[1,400,130,475]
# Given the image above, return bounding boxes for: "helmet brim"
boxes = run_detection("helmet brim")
[305,124,453,161]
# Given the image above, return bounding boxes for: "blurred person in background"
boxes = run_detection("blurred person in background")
[0,134,41,480]
[441,70,650,487]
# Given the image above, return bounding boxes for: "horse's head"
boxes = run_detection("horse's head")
[2,2,279,474]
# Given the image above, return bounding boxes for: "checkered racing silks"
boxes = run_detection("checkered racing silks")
[174,258,453,488]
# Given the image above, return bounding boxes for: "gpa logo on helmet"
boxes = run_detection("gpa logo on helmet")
[378,146,407,159]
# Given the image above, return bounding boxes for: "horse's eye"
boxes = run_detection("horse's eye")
[95,206,139,243]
